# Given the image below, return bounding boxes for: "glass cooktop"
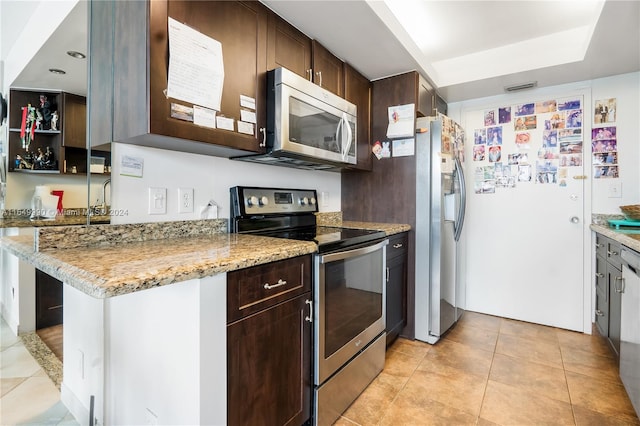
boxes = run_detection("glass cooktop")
[260,226,387,253]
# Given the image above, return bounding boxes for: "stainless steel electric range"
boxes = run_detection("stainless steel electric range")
[230,186,388,426]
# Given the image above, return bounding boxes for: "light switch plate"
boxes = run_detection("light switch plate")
[608,181,622,198]
[148,187,167,214]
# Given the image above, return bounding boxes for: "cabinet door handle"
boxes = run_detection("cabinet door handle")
[306,69,313,82]
[259,127,266,148]
[614,276,625,293]
[386,267,390,283]
[305,299,313,322]
[596,243,604,248]
[264,279,287,290]
[595,272,605,278]
[595,309,604,317]
[608,250,619,256]
[315,71,323,87]
[393,243,403,249]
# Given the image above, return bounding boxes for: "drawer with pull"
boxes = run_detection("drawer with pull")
[387,232,408,261]
[227,254,312,323]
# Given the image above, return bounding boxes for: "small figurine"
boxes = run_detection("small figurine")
[51,111,59,131]
[43,146,56,169]
[35,110,43,130]
[39,95,54,129]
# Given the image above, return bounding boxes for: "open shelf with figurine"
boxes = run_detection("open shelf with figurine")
[7,88,110,175]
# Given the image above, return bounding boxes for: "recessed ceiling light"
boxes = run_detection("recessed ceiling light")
[67,50,86,59]
[49,68,66,75]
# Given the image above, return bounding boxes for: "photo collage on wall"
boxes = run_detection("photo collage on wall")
[473,97,583,194]
[592,98,619,179]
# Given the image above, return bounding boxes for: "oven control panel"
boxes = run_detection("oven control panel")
[231,186,318,216]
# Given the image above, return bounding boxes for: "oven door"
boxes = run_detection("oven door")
[314,239,388,385]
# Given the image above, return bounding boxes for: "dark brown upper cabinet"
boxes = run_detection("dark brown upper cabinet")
[267,13,312,80]
[90,0,269,157]
[311,40,344,97]
[61,93,86,149]
[344,63,372,171]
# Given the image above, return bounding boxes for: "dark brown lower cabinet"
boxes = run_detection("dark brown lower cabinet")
[36,269,63,329]
[385,232,408,346]
[227,255,312,425]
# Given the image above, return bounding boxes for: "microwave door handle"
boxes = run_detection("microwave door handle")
[341,112,353,161]
[335,117,343,154]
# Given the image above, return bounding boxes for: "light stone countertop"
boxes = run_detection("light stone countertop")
[590,224,640,252]
[1,215,411,299]
[0,214,110,228]
[1,233,318,299]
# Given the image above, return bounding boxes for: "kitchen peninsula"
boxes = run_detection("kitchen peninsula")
[0,216,409,425]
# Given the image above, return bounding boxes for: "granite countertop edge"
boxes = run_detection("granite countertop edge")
[590,224,640,252]
[1,220,411,299]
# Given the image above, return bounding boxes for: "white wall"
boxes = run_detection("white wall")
[111,143,342,224]
[5,172,103,210]
[591,72,640,212]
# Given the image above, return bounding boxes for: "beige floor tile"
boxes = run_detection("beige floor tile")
[341,372,408,426]
[443,322,499,353]
[0,344,41,379]
[417,339,494,379]
[382,348,423,378]
[566,371,639,423]
[400,368,487,417]
[0,376,61,425]
[499,318,559,343]
[495,332,563,369]
[378,388,477,426]
[557,328,614,359]
[489,353,570,403]
[561,345,621,383]
[333,416,360,425]
[386,338,431,359]
[573,404,640,426]
[1,377,25,397]
[457,311,502,332]
[480,380,574,425]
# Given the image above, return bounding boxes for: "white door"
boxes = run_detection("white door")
[461,96,586,331]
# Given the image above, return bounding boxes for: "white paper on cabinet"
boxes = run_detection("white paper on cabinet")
[167,17,224,112]
[387,104,415,138]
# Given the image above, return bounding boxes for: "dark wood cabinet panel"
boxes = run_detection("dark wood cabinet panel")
[61,93,86,148]
[36,269,63,329]
[227,255,313,425]
[91,0,269,157]
[311,40,344,97]
[344,63,372,171]
[267,13,312,78]
[227,293,311,426]
[386,232,408,346]
[227,255,311,322]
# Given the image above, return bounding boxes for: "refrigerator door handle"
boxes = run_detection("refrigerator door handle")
[453,155,466,242]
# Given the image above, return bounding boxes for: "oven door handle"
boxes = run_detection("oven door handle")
[319,239,388,264]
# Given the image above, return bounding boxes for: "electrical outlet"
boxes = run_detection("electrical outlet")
[148,188,167,215]
[608,181,622,198]
[178,188,194,213]
[321,191,329,207]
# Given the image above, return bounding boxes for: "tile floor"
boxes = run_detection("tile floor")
[336,311,640,426]
[0,318,78,425]
[2,312,639,425]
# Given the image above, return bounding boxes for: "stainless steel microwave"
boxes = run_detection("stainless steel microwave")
[234,67,357,171]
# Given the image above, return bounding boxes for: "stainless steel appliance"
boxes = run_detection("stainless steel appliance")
[414,115,467,344]
[620,246,640,417]
[233,67,357,171]
[230,186,388,426]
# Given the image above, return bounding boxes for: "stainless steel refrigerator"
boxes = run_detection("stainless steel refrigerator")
[414,115,467,344]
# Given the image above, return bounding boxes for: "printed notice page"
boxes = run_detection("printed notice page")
[387,104,415,138]
[167,17,224,111]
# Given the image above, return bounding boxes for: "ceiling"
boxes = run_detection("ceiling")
[9,0,640,103]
